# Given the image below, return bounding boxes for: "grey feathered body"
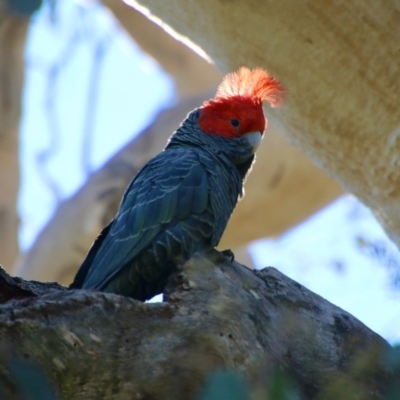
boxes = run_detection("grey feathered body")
[70,109,255,300]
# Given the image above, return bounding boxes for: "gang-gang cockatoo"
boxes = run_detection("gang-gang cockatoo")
[70,67,284,301]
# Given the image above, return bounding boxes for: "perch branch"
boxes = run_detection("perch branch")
[1,254,397,399]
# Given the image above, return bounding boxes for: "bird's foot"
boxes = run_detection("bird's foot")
[221,249,235,262]
[205,248,235,264]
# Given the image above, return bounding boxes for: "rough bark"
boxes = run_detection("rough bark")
[0,254,398,400]
[127,0,400,249]
[0,10,29,271]
[14,93,342,285]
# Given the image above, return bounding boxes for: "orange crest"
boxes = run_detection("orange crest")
[214,67,284,108]
[198,67,284,139]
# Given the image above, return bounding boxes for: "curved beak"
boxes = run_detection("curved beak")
[243,131,263,152]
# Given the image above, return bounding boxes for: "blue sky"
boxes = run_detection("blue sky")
[19,0,400,344]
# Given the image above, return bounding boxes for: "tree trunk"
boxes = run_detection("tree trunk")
[1,254,398,400]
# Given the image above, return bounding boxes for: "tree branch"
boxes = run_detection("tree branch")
[1,254,397,399]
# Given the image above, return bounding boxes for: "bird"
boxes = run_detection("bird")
[70,67,284,301]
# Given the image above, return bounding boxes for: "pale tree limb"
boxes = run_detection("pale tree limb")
[0,6,30,271]
[1,254,398,399]
[127,0,400,250]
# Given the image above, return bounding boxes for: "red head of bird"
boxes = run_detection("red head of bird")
[198,67,284,148]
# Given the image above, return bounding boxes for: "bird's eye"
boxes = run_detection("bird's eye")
[230,119,240,127]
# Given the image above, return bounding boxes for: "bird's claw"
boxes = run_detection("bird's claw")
[221,249,235,262]
[203,248,234,264]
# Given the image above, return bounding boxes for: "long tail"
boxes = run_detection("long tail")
[69,221,113,289]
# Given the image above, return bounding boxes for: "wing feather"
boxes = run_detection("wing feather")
[81,148,210,290]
